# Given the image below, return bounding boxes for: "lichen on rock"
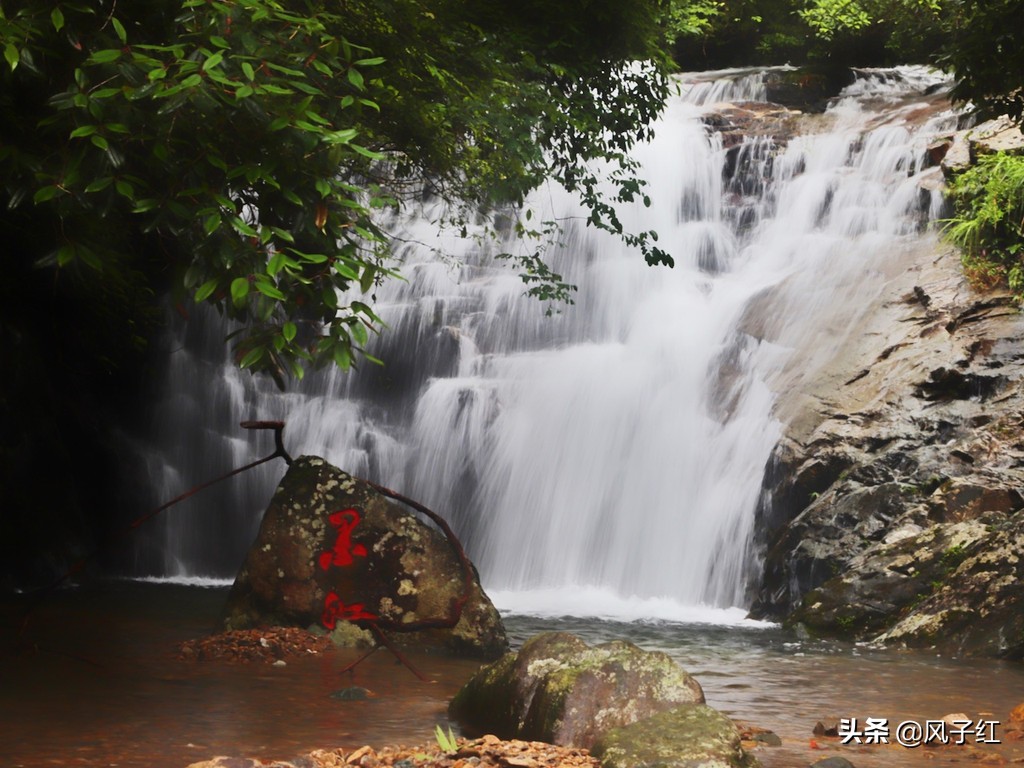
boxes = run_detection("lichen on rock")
[593,705,760,768]
[449,632,705,749]
[222,455,507,659]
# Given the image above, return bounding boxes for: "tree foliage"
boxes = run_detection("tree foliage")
[935,0,1024,125]
[1,0,679,385]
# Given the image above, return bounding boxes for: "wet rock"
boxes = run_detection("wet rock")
[913,367,1005,401]
[812,720,841,737]
[592,705,760,768]
[942,117,1024,178]
[764,68,851,113]
[750,243,1024,658]
[874,513,1024,657]
[330,687,371,701]
[222,456,507,659]
[448,632,704,749]
[809,758,856,768]
[751,731,781,747]
[702,101,800,150]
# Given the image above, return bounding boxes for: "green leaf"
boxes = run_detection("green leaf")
[112,18,127,44]
[84,177,113,193]
[347,68,364,90]
[230,217,258,237]
[202,51,224,72]
[230,277,250,303]
[295,250,328,264]
[70,125,98,138]
[5,43,20,71]
[267,253,286,276]
[51,8,65,32]
[352,144,385,161]
[359,265,376,293]
[239,346,265,369]
[203,214,221,235]
[323,128,358,145]
[255,280,286,300]
[242,62,255,81]
[88,49,122,64]
[283,322,297,342]
[33,185,59,203]
[350,321,368,347]
[353,57,386,67]
[333,342,352,370]
[194,278,219,302]
[335,262,359,281]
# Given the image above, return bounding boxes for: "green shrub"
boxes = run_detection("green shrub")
[945,152,1024,297]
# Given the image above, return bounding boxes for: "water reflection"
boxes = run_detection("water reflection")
[2,583,1021,768]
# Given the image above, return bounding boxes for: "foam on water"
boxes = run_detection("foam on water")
[490,586,777,628]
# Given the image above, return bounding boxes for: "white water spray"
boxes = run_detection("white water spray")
[138,67,957,622]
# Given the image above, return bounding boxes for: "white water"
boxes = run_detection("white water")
[136,67,958,620]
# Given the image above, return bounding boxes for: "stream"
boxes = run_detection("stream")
[3,581,1022,768]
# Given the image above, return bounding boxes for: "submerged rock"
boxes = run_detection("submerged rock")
[449,632,705,749]
[222,455,507,658]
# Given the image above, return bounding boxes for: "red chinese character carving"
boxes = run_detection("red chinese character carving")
[318,508,368,571]
[321,590,377,629]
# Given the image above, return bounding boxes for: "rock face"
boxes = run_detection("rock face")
[222,456,507,659]
[751,244,1024,659]
[939,116,1024,176]
[449,632,706,749]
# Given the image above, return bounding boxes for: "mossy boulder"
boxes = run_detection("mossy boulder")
[448,632,704,748]
[222,455,507,658]
[592,705,760,768]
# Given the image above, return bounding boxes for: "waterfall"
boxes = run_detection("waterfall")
[135,66,958,619]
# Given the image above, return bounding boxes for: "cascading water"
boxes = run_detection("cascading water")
[136,66,958,620]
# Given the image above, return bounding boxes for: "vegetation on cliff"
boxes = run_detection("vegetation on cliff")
[945,153,1024,298]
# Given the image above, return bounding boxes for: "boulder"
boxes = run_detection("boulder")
[448,632,705,749]
[222,455,508,659]
[593,705,760,768]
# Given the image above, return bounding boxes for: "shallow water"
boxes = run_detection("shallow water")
[2,582,1022,768]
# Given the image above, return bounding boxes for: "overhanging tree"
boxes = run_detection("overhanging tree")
[1,0,684,386]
